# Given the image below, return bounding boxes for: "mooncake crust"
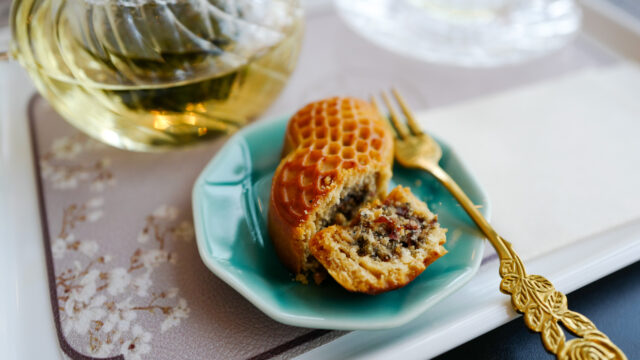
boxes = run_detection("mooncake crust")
[268,97,394,279]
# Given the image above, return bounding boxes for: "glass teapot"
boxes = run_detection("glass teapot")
[2,0,303,151]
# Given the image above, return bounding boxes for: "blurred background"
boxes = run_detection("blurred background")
[0,1,8,28]
[2,0,639,151]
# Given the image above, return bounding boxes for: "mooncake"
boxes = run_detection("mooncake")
[268,97,394,283]
[309,186,447,294]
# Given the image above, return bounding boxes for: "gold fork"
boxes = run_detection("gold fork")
[372,89,626,360]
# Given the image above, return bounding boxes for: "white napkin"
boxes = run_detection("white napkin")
[416,63,640,261]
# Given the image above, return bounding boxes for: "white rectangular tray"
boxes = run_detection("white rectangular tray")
[1,0,640,359]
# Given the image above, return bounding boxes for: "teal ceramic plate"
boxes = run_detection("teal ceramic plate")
[192,116,490,330]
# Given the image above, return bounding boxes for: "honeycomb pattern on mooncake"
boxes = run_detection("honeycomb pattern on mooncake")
[273,97,393,225]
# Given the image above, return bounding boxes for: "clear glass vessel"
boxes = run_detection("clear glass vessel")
[9,0,303,151]
[335,0,581,67]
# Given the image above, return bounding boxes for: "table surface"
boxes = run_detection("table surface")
[2,0,639,359]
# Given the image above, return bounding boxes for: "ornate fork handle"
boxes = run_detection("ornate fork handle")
[427,164,627,360]
[374,89,626,359]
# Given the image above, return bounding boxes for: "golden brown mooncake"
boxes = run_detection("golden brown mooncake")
[309,186,447,294]
[268,97,394,283]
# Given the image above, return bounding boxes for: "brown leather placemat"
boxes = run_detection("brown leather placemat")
[28,95,344,360]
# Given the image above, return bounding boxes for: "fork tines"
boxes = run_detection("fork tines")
[370,89,423,139]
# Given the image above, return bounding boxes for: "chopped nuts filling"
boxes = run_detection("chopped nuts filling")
[352,202,436,261]
[318,180,376,228]
[331,186,375,225]
[307,177,378,279]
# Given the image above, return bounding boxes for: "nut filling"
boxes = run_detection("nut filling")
[325,185,375,227]
[308,186,447,294]
[353,202,437,261]
[317,176,377,229]
[304,176,378,282]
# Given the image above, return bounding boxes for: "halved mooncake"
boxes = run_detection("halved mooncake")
[268,97,394,283]
[309,186,447,294]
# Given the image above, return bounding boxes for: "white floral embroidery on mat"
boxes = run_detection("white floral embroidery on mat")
[41,134,115,191]
[55,203,193,358]
[42,134,195,358]
[52,198,104,259]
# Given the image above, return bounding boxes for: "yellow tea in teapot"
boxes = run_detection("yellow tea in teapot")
[11,0,303,151]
